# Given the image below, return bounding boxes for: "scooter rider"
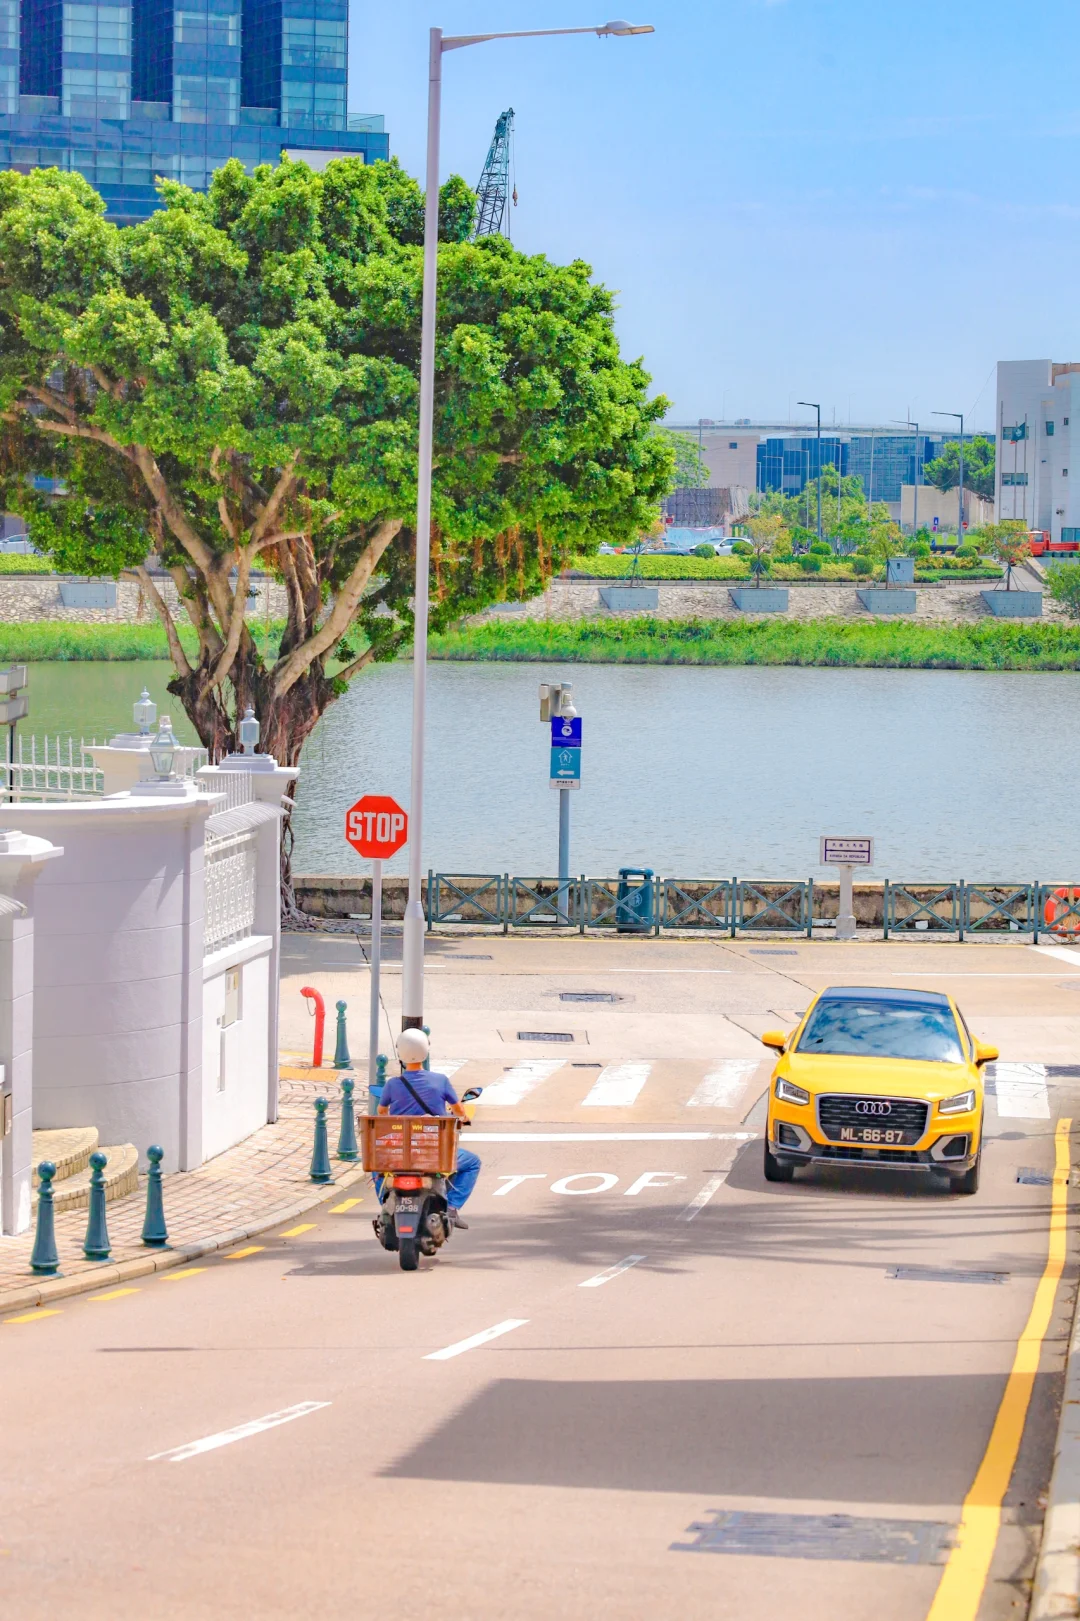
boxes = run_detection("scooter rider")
[377,1029,481,1228]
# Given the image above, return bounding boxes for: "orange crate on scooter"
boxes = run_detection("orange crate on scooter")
[360,1115,461,1175]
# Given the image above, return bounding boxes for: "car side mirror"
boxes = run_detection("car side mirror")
[461,1087,483,1102]
[760,1030,787,1052]
[974,1043,999,1067]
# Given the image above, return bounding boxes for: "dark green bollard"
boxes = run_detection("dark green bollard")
[337,1077,358,1161]
[30,1161,59,1275]
[367,1053,388,1115]
[141,1145,169,1247]
[333,1000,352,1069]
[310,1097,333,1182]
[422,1025,431,1070]
[83,1151,111,1261]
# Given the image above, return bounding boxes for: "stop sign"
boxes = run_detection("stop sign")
[345,795,408,860]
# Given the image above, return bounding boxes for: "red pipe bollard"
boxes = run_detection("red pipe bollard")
[301,986,326,1069]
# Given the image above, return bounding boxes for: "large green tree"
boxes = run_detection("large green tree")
[922,435,995,500]
[0,156,671,773]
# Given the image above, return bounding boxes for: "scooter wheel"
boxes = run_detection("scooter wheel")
[399,1238,419,1271]
[374,1217,398,1251]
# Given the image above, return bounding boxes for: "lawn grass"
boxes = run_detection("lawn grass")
[429,616,1080,671]
[0,555,57,575]
[570,555,1002,583]
[0,620,285,661]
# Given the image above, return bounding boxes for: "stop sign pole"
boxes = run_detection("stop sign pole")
[345,796,409,1094]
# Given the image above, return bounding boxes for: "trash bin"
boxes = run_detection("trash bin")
[616,867,655,934]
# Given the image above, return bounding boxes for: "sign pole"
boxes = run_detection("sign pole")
[558,787,571,925]
[836,862,856,941]
[368,858,383,1093]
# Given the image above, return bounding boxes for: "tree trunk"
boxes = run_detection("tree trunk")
[167,648,339,918]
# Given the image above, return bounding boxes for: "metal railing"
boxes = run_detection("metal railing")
[426,872,507,928]
[1,734,104,799]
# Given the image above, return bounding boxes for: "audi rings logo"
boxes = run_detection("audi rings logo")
[855,1099,893,1116]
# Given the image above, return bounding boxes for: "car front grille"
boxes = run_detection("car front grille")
[817,1094,929,1146]
[816,1145,925,1165]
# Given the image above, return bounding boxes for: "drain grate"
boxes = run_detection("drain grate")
[887,1265,1006,1285]
[671,1510,954,1565]
[1017,1168,1054,1186]
[517,1031,575,1042]
[451,954,493,960]
[559,991,620,1003]
[571,1061,602,1068]
[749,949,798,956]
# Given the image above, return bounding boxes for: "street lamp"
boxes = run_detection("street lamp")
[148,715,179,781]
[797,401,823,548]
[400,18,655,1032]
[238,705,260,756]
[934,411,964,540]
[133,687,156,737]
[892,419,920,537]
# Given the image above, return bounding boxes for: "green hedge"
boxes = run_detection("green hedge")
[430,616,1080,671]
[0,555,56,575]
[0,621,285,661]
[567,555,1001,583]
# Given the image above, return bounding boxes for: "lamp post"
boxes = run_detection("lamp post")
[400,18,655,1032]
[797,401,823,548]
[148,716,179,782]
[892,418,920,536]
[934,410,964,540]
[134,688,157,737]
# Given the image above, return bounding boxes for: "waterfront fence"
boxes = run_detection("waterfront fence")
[0,733,209,801]
[420,870,1080,939]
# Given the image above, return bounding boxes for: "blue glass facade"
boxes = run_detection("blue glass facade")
[756,433,952,504]
[756,435,849,494]
[2,0,387,222]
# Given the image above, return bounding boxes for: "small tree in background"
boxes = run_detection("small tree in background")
[1047,560,1080,618]
[744,514,785,586]
[982,520,1031,590]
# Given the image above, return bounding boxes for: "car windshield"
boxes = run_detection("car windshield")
[796,998,965,1063]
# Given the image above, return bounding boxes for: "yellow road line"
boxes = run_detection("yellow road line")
[280,1223,316,1238]
[225,1246,265,1259]
[328,1198,362,1213]
[4,1308,61,1324]
[926,1116,1072,1621]
[162,1267,207,1281]
[89,1288,140,1302]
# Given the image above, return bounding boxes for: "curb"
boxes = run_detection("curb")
[0,1163,367,1317]
[1031,1248,1080,1617]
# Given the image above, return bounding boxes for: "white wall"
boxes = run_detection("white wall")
[201,935,272,1163]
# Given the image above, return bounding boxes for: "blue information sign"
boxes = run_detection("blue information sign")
[550,746,581,788]
[550,716,582,748]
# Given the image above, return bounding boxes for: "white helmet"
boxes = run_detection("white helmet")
[397,1028,430,1065]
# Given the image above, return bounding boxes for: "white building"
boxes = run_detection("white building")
[996,360,1080,540]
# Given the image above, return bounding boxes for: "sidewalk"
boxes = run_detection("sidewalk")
[0,1064,369,1314]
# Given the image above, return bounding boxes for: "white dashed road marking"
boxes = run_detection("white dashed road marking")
[580,1255,646,1288]
[425,1320,529,1361]
[582,1062,653,1108]
[478,1060,564,1106]
[679,1172,728,1220]
[993,1062,1051,1119]
[149,1402,330,1463]
[686,1058,761,1109]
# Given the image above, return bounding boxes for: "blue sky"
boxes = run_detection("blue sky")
[351,1,1079,431]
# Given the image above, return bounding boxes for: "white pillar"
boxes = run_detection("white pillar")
[86,737,205,794]
[836,864,857,941]
[197,758,296,1124]
[0,831,63,1234]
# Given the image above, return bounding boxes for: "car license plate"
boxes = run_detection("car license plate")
[838,1125,917,1146]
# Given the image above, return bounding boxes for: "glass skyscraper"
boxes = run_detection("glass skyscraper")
[1,0,387,222]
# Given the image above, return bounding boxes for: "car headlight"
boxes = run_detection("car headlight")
[939,1089,976,1116]
[775,1078,810,1106]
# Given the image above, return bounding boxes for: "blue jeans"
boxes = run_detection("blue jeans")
[374,1147,481,1209]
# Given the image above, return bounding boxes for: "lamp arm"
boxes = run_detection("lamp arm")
[443,25,648,50]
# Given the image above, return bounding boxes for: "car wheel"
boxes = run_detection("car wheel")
[950,1151,981,1195]
[763,1141,795,1183]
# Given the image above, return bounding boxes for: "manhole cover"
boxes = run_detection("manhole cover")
[517,1031,575,1042]
[887,1266,1006,1285]
[672,1510,954,1565]
[559,991,621,1003]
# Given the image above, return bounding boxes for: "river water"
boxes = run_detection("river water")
[22,658,1080,883]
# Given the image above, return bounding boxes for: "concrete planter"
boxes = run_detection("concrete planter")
[981,589,1043,617]
[598,586,659,611]
[856,588,917,615]
[729,587,789,613]
[58,581,117,609]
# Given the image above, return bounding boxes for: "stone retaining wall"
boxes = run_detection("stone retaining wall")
[0,575,289,624]
[470,576,1061,624]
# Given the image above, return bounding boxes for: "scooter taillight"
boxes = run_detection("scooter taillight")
[394,1175,424,1190]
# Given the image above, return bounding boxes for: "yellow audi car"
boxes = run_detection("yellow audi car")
[761,986,997,1194]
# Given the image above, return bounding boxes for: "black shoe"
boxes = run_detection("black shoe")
[448,1207,469,1230]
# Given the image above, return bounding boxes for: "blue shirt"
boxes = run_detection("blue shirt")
[380,1070,459,1116]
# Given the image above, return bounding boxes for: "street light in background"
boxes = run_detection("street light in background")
[892,418,920,537]
[401,19,655,1031]
[933,410,964,540]
[797,401,823,548]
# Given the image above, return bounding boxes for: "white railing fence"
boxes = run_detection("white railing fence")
[203,829,258,952]
[2,734,104,799]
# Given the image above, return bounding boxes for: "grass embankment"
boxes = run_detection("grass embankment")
[430,617,1080,670]
[0,621,285,661]
[571,555,1003,583]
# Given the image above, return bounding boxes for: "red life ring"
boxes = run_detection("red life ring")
[1044,888,1080,935]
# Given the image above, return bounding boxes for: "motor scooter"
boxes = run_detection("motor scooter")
[373,1087,482,1271]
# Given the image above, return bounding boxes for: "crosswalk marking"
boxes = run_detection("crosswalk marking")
[992,1062,1051,1119]
[478,1059,565,1106]
[582,1062,652,1108]
[432,1060,467,1078]
[687,1058,760,1110]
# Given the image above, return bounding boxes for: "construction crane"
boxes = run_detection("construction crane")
[472,107,516,239]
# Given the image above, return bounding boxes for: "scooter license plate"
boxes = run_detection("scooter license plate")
[395,1195,421,1212]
